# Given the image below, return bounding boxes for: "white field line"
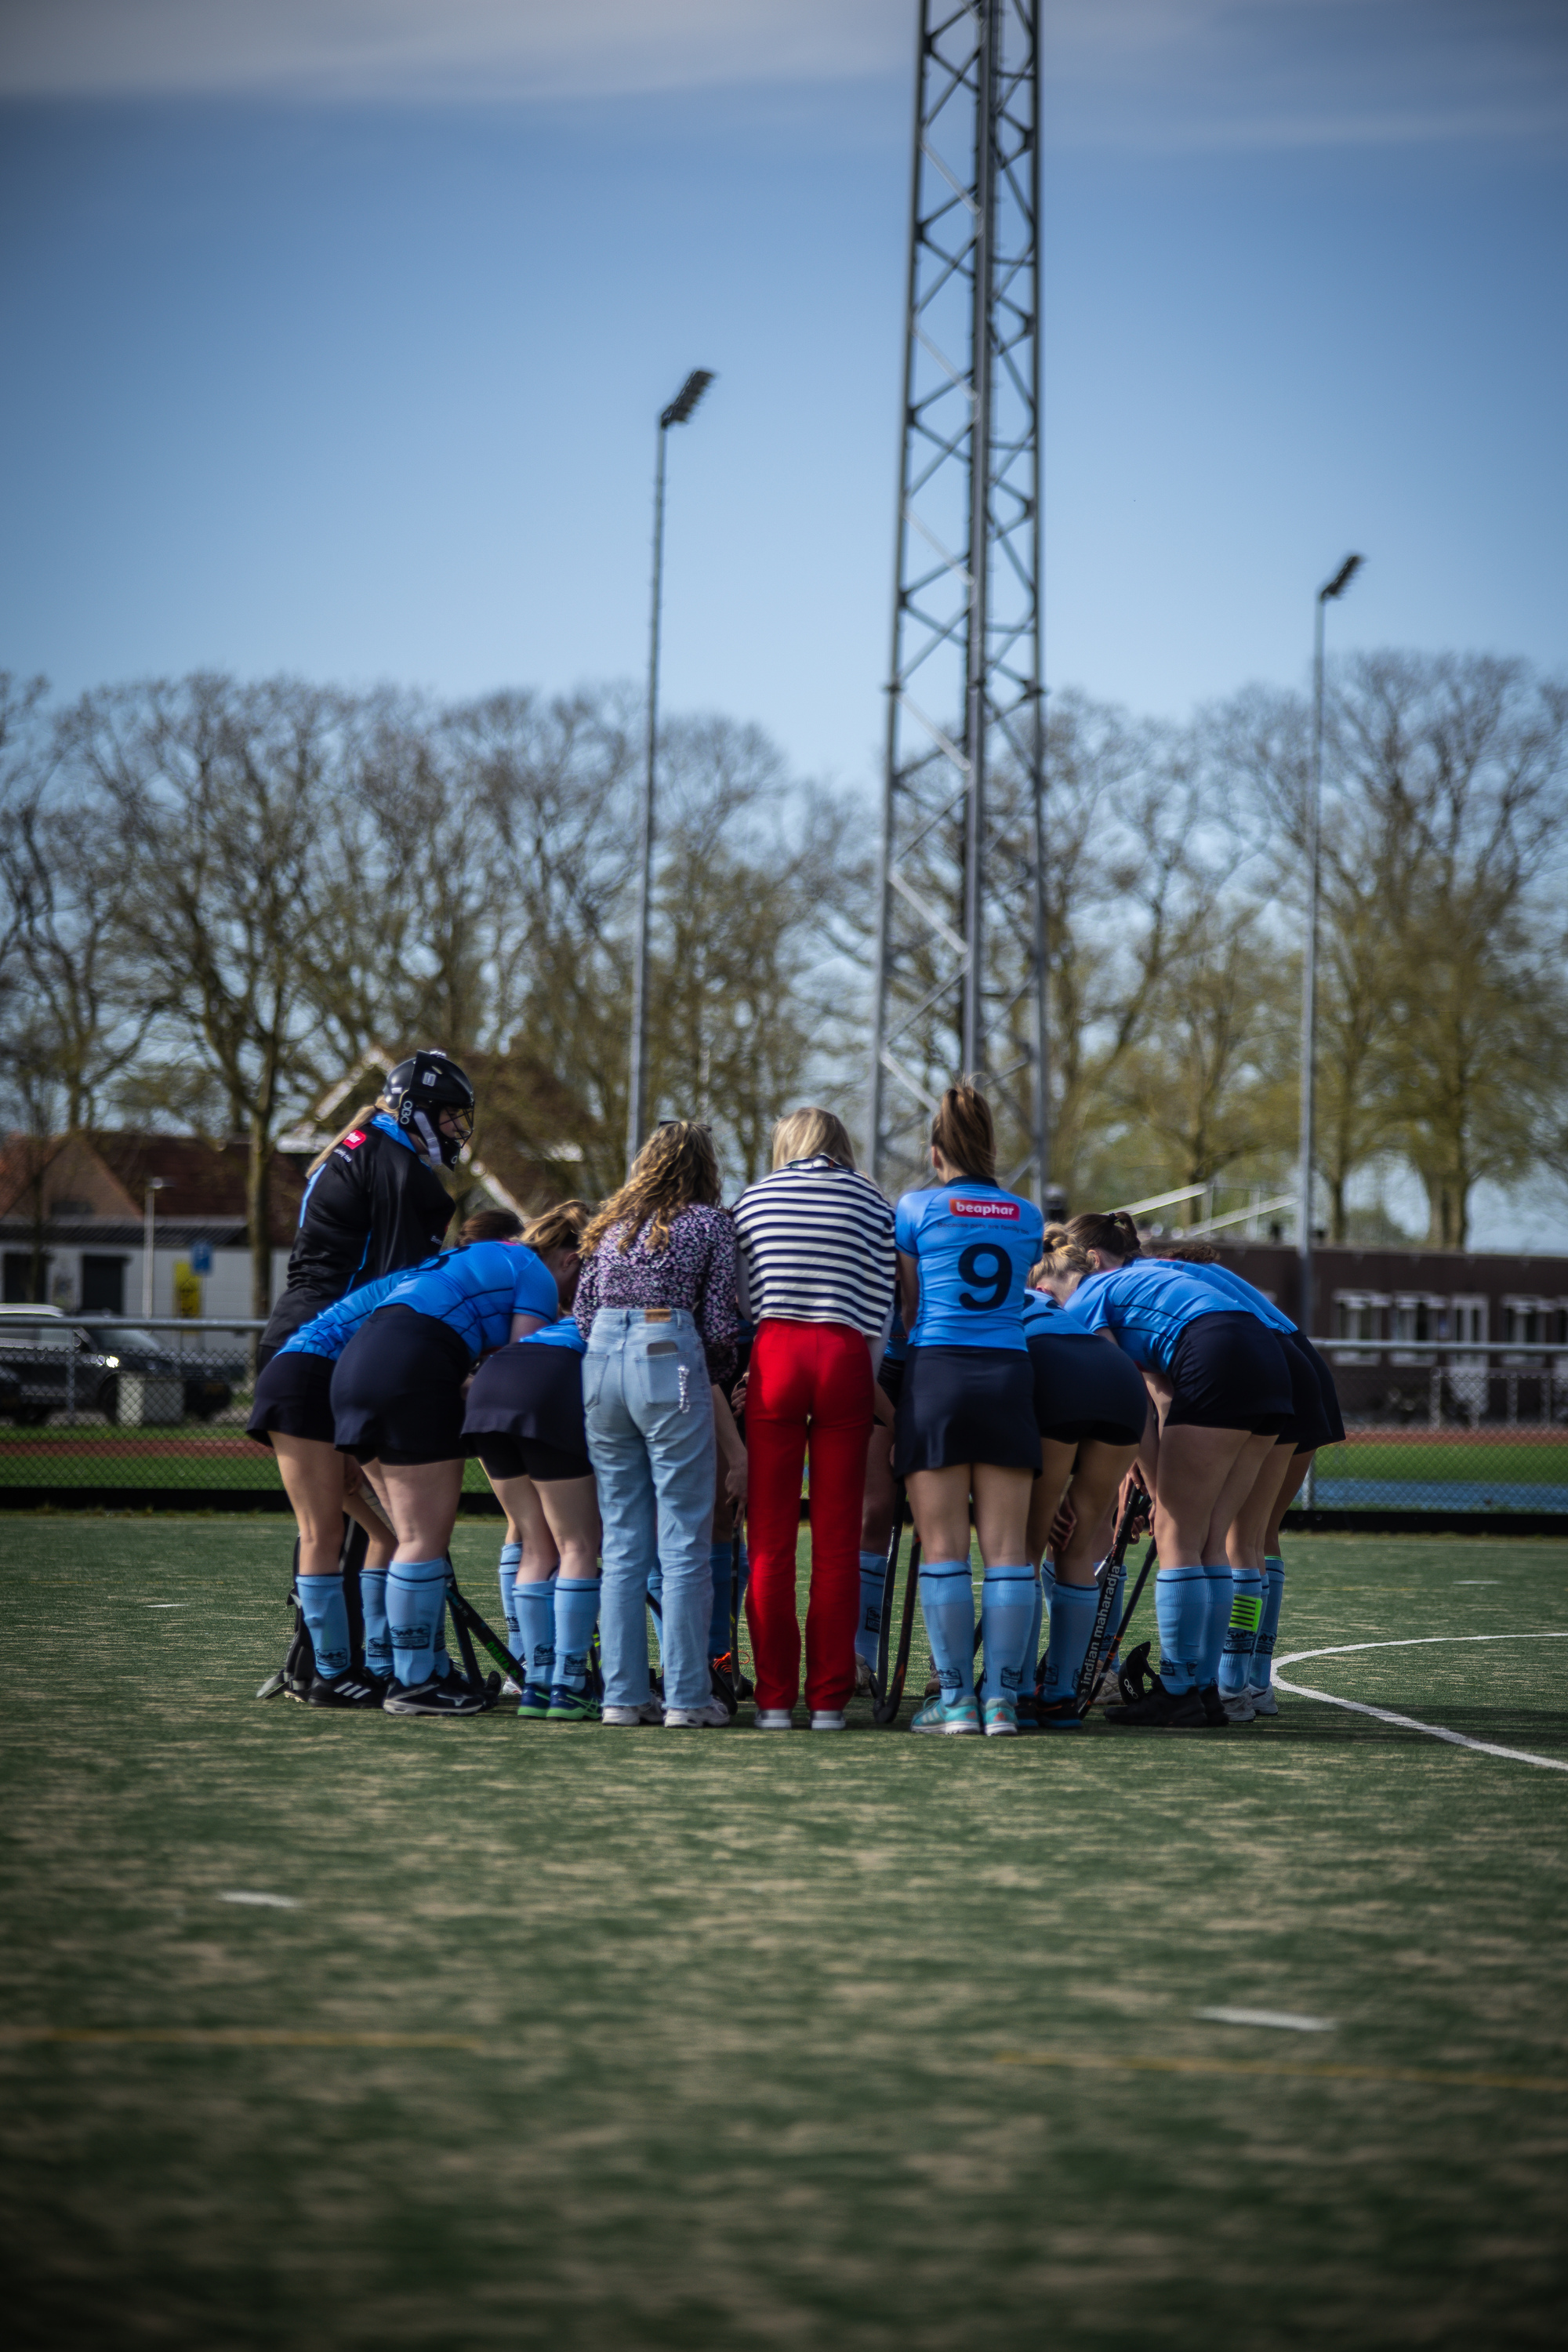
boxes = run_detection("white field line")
[1274,1634,1568,1773]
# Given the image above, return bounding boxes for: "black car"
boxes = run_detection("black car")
[91,1325,236,1425]
[0,1310,234,1425]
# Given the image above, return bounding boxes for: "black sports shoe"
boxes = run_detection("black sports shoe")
[1197,1681,1232,1728]
[1029,1695,1087,1733]
[305,1668,387,1709]
[383,1675,489,1717]
[1105,1681,1207,1729]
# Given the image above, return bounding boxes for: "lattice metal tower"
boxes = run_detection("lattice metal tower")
[869,0,1047,1200]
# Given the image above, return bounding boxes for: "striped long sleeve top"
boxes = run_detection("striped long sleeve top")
[732,1155,897,1343]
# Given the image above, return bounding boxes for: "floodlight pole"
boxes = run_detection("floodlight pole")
[1298,552,1363,1498]
[142,1178,169,1317]
[627,368,714,1178]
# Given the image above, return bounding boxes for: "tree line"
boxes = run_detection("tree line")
[2,652,1565,1315]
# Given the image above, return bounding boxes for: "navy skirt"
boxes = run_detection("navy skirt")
[1164,1312,1294,1437]
[1028,1332,1149,1448]
[463,1341,592,1483]
[247,1350,336,1448]
[331,1305,470,1465]
[893,1345,1041,1477]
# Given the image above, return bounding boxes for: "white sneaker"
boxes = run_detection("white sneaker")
[1221,1691,1257,1722]
[500,1676,523,1699]
[754,1708,793,1730]
[811,1709,847,1731]
[1247,1682,1279,1717]
[664,1697,732,1728]
[602,1701,662,1726]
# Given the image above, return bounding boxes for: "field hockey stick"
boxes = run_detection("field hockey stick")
[1070,1475,1149,1713]
[256,1536,307,1700]
[1078,1539,1158,1715]
[442,1562,519,1697]
[871,1495,921,1726]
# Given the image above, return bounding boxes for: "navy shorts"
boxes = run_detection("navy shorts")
[1164,1312,1294,1436]
[463,1342,592,1484]
[1028,1332,1148,1448]
[331,1305,471,1465]
[877,1357,906,1410]
[893,1346,1041,1477]
[246,1349,336,1448]
[1274,1328,1337,1451]
[1290,1332,1344,1450]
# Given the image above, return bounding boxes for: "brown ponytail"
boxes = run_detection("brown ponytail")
[1031,1225,1098,1284]
[930,1082,997,1185]
[1066,1210,1141,1261]
[521,1200,592,1255]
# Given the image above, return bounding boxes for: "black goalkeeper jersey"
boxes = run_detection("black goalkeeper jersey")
[260,1118,454,1361]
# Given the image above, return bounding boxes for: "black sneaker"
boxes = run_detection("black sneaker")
[1105,1682,1207,1729]
[382,1675,489,1717]
[1029,1695,1087,1733]
[1197,1681,1232,1728]
[304,1668,387,1708]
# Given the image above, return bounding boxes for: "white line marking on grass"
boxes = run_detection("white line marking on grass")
[141,1602,184,1610]
[1197,2007,1334,2033]
[1454,1581,1497,1586]
[219,1891,299,1909]
[1275,1635,1568,1774]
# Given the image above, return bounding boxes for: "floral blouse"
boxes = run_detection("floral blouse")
[573,1203,741,1382]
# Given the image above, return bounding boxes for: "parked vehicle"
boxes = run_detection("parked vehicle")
[0,1307,235,1425]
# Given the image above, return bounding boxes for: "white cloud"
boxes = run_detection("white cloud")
[0,0,906,101]
[0,0,1562,147]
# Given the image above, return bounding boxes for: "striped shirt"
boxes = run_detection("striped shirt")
[733,1156,897,1342]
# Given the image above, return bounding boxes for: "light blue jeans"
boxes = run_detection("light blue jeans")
[583,1308,717,1714]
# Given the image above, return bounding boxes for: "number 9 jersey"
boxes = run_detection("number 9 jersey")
[895,1181,1044,1352]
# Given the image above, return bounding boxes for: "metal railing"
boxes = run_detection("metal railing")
[0,1317,1561,1522]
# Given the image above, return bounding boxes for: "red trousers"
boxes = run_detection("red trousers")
[744,1318,874,1712]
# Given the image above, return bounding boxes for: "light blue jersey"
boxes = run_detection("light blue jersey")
[278,1257,440,1361]
[380,1241,561,1362]
[1183,1258,1297,1332]
[516,1316,586,1356]
[895,1182,1044,1352]
[1020,1285,1083,1343]
[1054,1258,1276,1372]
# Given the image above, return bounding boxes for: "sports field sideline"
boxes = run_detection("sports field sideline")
[3,1519,1566,2349]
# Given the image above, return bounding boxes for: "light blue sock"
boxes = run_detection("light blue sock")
[918,1561,975,1702]
[298,1573,350,1679]
[553,1577,601,1693]
[856,1550,886,1664]
[1218,1569,1265,1697]
[387,1557,450,1691]
[1035,1562,1057,1693]
[497,1543,523,1651]
[1034,1581,1100,1712]
[516,1576,557,1690]
[1022,1572,1045,1693]
[980,1567,1036,1703]
[1254,1558,1286,1688]
[360,1564,391,1680]
[1200,1565,1232,1688]
[1153,1566,1207,1693]
[433,1571,452,1679]
[1039,1580,1098,1704]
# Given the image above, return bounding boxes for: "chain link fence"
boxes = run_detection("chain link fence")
[0,1316,1563,1524]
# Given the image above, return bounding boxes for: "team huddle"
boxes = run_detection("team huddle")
[249,1051,1342,1734]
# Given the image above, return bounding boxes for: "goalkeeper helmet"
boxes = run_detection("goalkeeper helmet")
[382,1051,475,1169]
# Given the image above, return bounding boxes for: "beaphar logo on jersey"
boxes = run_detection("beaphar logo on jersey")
[948,1196,1018,1219]
[342,1131,366,1149]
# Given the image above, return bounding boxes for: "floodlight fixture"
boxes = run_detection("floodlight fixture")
[661,369,714,430]
[1320,552,1364,604]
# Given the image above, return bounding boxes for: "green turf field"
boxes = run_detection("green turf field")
[2,1520,1566,2349]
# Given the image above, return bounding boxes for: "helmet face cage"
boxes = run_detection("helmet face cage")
[384,1051,475,1168]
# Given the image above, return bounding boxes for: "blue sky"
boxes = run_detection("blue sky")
[2,2,1566,1238]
